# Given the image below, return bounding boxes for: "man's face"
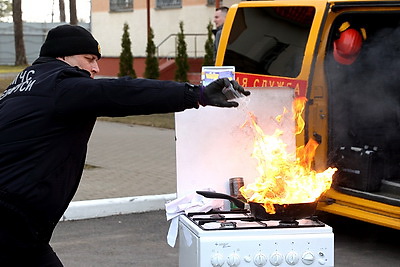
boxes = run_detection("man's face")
[214,10,226,28]
[58,54,100,78]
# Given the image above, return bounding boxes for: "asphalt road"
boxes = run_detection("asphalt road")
[50,210,400,267]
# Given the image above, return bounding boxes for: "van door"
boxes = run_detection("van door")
[216,0,328,99]
[315,3,400,213]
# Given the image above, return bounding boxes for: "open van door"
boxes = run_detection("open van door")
[217,0,400,230]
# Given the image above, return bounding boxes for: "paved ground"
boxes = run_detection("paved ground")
[51,210,400,267]
[52,211,179,267]
[72,120,177,201]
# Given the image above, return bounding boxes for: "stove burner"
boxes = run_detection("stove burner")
[187,211,325,230]
[220,221,237,229]
[210,214,225,220]
[279,220,299,227]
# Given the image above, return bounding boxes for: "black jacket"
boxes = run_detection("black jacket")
[0,57,199,241]
[213,25,223,59]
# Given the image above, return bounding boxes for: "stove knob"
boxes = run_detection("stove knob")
[211,253,225,267]
[227,252,241,266]
[269,251,283,266]
[318,258,327,265]
[253,252,267,266]
[286,251,299,265]
[244,255,252,263]
[302,251,315,265]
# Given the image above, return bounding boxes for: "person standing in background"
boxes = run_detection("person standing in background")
[213,6,229,60]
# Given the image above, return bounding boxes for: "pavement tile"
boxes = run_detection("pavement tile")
[73,120,177,201]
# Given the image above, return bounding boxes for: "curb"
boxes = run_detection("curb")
[61,193,177,221]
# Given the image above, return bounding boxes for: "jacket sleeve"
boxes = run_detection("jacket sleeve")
[54,75,201,117]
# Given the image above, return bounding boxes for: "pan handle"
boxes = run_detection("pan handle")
[196,191,245,209]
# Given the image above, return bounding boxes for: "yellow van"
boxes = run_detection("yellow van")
[216,0,400,230]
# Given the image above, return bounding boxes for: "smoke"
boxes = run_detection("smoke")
[330,25,400,142]
[327,23,400,179]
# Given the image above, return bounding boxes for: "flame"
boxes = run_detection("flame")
[240,97,336,214]
[293,97,307,134]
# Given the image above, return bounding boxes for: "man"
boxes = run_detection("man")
[0,24,250,265]
[213,6,229,59]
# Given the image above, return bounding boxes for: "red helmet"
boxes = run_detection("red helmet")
[333,28,363,65]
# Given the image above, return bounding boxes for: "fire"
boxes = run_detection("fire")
[240,97,336,214]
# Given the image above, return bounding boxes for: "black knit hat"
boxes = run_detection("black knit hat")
[40,24,101,59]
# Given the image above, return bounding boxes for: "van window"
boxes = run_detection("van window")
[222,6,315,78]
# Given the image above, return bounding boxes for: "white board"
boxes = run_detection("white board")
[175,87,295,198]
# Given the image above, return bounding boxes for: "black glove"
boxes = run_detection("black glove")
[199,78,251,107]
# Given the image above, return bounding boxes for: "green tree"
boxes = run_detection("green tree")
[203,21,214,66]
[174,21,189,82]
[118,23,137,78]
[144,27,159,79]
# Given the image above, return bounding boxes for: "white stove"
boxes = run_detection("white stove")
[178,211,334,267]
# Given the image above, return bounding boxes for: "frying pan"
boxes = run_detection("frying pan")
[196,190,318,221]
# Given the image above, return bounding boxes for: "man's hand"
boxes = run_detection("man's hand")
[199,78,251,107]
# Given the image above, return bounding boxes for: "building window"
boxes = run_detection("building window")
[207,0,215,6]
[110,0,133,12]
[156,0,181,9]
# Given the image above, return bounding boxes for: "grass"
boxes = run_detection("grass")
[0,65,27,73]
[98,114,175,129]
[0,78,12,91]
[0,65,25,92]
[0,66,175,129]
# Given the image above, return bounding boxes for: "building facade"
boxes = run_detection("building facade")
[92,0,215,57]
[91,0,238,77]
